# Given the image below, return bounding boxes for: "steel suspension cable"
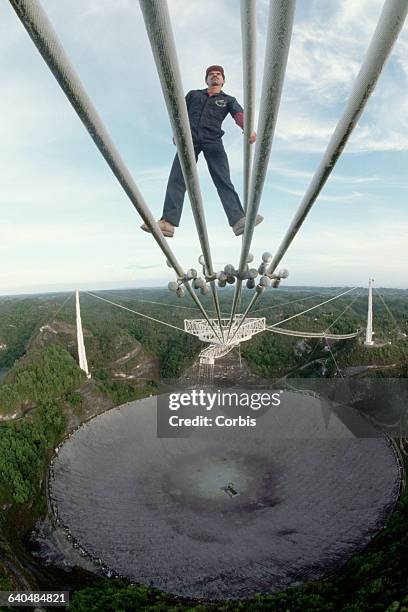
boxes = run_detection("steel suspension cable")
[265,0,408,278]
[10,0,218,338]
[269,289,364,339]
[268,287,358,330]
[232,287,359,344]
[229,0,296,330]
[236,0,258,318]
[86,292,189,334]
[263,289,363,340]
[235,0,408,327]
[251,292,323,315]
[324,337,345,379]
[240,0,257,211]
[48,293,73,322]
[139,0,223,339]
[324,288,364,333]
[374,288,404,335]
[96,292,239,317]
[266,328,359,339]
[103,294,210,314]
[22,292,73,350]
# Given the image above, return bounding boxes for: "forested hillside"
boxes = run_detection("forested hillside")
[0,344,83,413]
[0,287,407,607]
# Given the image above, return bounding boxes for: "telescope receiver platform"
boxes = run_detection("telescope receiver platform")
[184,316,266,365]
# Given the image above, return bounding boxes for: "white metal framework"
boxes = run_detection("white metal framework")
[185,316,266,365]
[365,278,375,346]
[268,327,360,340]
[185,316,265,345]
[75,289,91,379]
[199,344,237,366]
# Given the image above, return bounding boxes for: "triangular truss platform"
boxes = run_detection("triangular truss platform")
[185,316,265,365]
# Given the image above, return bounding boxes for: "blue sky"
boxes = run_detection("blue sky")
[1,0,407,295]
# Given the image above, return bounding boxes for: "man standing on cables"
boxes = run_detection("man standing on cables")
[141,65,263,238]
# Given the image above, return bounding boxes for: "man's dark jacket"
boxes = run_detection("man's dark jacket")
[185,89,243,143]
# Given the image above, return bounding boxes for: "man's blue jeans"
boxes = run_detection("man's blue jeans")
[162,140,245,227]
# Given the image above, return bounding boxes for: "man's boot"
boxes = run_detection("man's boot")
[232,214,264,236]
[141,219,175,238]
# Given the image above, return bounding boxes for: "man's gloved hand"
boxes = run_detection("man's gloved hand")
[249,132,257,144]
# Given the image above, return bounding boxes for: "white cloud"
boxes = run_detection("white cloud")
[274,0,408,152]
[278,220,408,287]
[275,186,364,204]
[270,162,379,185]
[0,0,407,294]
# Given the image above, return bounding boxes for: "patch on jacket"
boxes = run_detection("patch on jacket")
[215,99,227,108]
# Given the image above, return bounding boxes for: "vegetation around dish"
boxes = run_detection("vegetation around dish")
[0,287,407,609]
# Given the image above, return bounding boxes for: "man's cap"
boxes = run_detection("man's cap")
[205,65,225,80]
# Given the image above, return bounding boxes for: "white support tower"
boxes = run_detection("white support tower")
[76,289,91,378]
[185,316,265,365]
[365,278,375,347]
